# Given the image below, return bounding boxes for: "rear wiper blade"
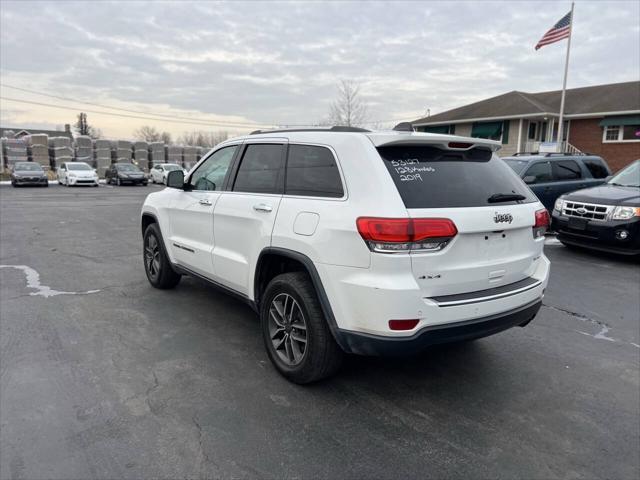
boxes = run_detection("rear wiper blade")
[487,193,527,203]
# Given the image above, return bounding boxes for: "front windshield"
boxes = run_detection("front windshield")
[117,164,140,172]
[67,163,92,171]
[165,164,181,171]
[14,163,42,172]
[609,160,640,187]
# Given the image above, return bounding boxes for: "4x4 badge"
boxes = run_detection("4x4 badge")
[494,212,513,224]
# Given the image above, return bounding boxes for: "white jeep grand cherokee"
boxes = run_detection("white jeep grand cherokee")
[141,126,550,383]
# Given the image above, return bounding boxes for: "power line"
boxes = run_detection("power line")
[0,83,273,128]
[0,96,276,129]
[0,82,418,129]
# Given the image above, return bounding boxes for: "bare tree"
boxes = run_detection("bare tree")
[327,80,368,127]
[177,131,229,148]
[134,125,172,144]
[74,112,101,138]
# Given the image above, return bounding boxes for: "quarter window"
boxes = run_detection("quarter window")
[285,145,343,198]
[190,145,237,191]
[523,162,553,183]
[552,160,582,180]
[233,144,284,194]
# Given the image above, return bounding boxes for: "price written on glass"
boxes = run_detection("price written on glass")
[390,159,435,182]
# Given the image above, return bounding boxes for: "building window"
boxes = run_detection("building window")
[601,117,640,143]
[604,125,621,141]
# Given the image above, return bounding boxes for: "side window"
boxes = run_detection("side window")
[583,158,609,179]
[285,145,344,198]
[553,160,582,181]
[233,144,284,194]
[190,145,237,191]
[524,162,553,183]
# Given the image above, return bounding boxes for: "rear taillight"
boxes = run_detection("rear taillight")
[356,217,457,253]
[533,209,550,238]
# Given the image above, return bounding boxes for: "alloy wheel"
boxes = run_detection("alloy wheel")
[268,293,308,366]
[144,233,161,280]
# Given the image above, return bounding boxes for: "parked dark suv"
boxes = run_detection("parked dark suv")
[552,160,640,256]
[503,153,611,211]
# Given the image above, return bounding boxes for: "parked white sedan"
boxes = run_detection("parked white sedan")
[150,164,185,185]
[58,162,99,187]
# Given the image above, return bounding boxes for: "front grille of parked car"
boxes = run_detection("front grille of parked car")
[562,201,611,221]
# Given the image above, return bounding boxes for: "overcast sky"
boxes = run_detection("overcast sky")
[1,0,638,138]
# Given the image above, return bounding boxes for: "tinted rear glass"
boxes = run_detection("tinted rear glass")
[377,145,537,208]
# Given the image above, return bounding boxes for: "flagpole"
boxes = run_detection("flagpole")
[556,2,574,152]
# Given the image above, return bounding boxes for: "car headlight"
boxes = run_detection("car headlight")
[612,206,640,220]
[554,198,564,212]
[68,173,76,178]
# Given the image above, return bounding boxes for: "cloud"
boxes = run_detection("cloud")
[1,0,638,137]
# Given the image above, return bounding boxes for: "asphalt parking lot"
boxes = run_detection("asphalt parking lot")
[1,184,638,480]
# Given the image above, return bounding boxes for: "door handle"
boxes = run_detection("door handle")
[253,204,273,212]
[199,198,212,206]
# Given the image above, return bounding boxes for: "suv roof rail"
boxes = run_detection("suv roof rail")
[512,152,539,156]
[249,126,371,135]
[543,152,588,157]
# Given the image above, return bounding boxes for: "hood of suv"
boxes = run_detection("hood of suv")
[562,184,640,207]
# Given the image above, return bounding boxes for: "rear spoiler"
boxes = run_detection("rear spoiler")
[366,132,502,152]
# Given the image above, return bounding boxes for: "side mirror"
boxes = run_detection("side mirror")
[523,175,536,184]
[166,170,185,189]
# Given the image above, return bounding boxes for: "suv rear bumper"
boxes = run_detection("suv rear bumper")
[335,299,542,355]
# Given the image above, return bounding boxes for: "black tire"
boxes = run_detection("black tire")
[44,182,49,187]
[143,223,181,289]
[260,272,343,384]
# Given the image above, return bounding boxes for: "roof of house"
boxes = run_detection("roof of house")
[0,127,73,139]
[412,81,640,125]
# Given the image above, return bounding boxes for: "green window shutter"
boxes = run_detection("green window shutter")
[599,115,640,127]
[471,121,503,139]
[502,120,510,144]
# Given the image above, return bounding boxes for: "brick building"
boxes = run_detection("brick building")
[412,81,639,172]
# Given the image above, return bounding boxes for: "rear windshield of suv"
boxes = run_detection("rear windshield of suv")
[377,145,537,208]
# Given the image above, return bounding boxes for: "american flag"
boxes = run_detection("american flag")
[535,11,572,50]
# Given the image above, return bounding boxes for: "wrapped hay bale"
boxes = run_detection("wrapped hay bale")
[24,134,51,168]
[167,145,183,166]
[5,138,29,170]
[114,140,132,162]
[133,140,149,171]
[182,145,198,170]
[48,137,72,169]
[149,141,165,166]
[74,135,94,167]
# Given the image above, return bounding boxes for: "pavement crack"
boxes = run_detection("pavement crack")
[192,414,215,477]
[542,303,638,348]
[145,370,160,415]
[542,303,609,328]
